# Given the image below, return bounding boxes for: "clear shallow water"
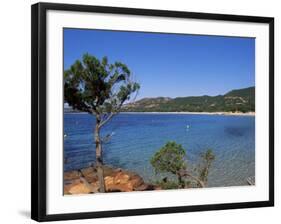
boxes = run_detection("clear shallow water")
[64,113,255,187]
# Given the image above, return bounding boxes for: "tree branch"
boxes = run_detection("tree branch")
[98,112,116,128]
[178,169,205,188]
[98,94,130,128]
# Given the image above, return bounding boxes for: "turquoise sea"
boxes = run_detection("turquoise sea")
[64,113,255,187]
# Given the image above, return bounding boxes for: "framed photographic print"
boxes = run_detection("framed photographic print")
[31,2,274,222]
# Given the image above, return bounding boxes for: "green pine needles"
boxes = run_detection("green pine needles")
[151,141,215,189]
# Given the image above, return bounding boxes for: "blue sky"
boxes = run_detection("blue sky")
[64,28,255,99]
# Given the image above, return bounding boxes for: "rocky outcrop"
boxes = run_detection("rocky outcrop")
[64,166,160,195]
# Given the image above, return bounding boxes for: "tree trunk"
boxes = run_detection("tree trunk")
[95,116,106,193]
[177,174,185,188]
[200,161,212,185]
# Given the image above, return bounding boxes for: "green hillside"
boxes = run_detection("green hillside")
[122,86,255,113]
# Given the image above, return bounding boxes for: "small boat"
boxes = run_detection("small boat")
[64,134,67,138]
[186,124,190,129]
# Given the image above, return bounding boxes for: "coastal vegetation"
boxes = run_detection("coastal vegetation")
[151,141,215,189]
[122,86,255,113]
[64,53,140,192]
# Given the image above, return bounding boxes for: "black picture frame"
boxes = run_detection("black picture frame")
[31,2,274,222]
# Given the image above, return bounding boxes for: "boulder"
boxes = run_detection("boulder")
[80,167,98,183]
[106,181,134,192]
[64,170,80,181]
[113,172,130,184]
[130,175,144,188]
[64,179,92,194]
[104,172,138,192]
[80,167,95,176]
[68,182,92,194]
[103,166,115,177]
[90,180,100,193]
[64,179,80,194]
[104,176,114,186]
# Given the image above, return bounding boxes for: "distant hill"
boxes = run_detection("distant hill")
[122,86,255,113]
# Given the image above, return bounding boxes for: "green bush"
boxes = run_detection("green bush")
[151,141,215,189]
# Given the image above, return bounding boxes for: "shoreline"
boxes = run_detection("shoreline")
[65,111,255,116]
[64,165,161,194]
[119,111,255,116]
